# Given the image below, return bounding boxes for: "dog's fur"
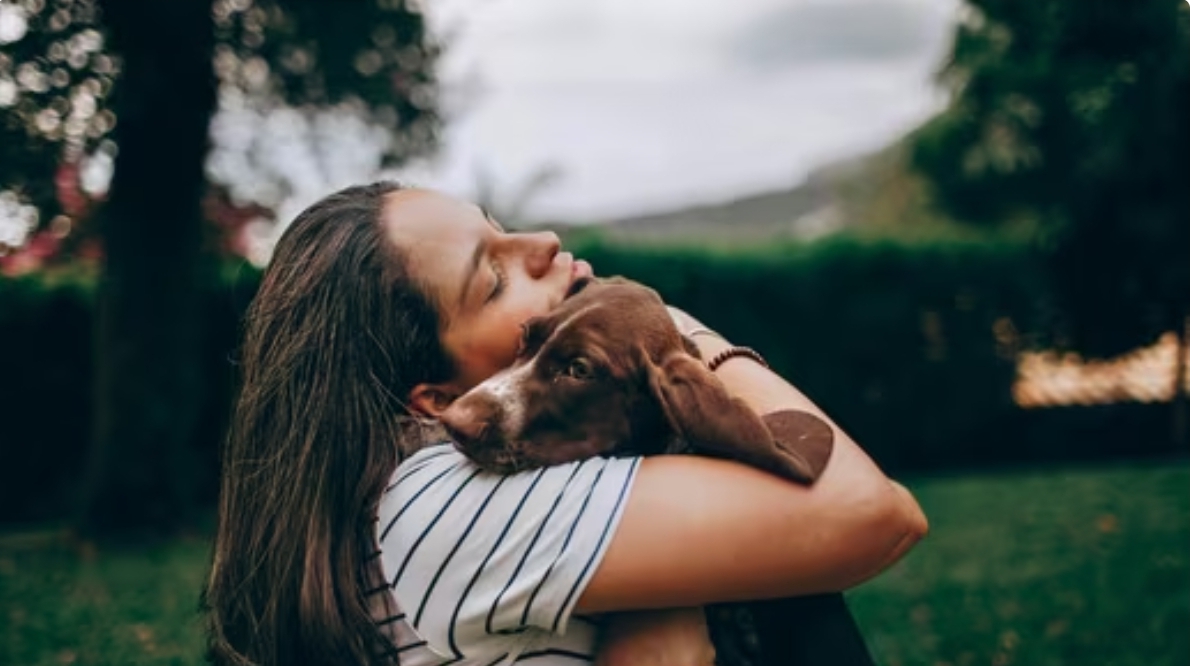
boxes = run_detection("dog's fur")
[439,276,873,666]
[439,276,832,483]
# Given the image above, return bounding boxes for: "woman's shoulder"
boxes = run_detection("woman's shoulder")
[373,444,641,652]
[377,443,643,553]
[387,443,466,492]
[381,443,639,509]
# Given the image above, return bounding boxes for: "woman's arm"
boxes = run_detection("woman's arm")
[575,316,928,614]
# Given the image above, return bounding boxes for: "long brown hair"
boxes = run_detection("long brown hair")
[203,182,455,665]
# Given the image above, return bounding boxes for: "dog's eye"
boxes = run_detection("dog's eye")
[563,358,595,380]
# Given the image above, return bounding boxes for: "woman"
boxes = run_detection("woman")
[203,182,928,665]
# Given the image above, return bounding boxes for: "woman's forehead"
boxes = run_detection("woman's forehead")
[381,189,487,244]
[382,189,489,294]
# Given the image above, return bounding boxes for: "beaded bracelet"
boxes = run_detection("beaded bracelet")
[707,346,769,372]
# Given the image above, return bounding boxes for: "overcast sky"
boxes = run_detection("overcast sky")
[1,0,962,251]
[393,0,959,222]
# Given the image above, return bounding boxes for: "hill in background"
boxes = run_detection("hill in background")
[529,135,964,247]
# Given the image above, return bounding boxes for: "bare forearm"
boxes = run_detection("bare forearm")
[578,315,929,612]
[693,331,928,562]
[873,481,929,570]
[691,332,842,423]
[596,608,716,666]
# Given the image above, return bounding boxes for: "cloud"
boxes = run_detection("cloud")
[730,0,939,69]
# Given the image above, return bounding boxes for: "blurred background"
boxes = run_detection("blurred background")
[0,0,1187,664]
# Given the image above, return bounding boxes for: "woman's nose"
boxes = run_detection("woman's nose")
[522,231,561,279]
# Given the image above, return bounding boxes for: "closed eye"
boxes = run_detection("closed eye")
[488,260,507,302]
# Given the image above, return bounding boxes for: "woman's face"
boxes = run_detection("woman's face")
[382,189,593,410]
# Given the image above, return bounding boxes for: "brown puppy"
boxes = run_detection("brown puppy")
[439,276,833,483]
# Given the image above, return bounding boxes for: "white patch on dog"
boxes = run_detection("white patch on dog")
[466,304,599,442]
[470,361,533,440]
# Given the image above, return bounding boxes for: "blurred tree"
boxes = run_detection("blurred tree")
[913,0,1190,441]
[1,0,441,266]
[77,0,219,538]
[1,0,441,536]
[0,0,116,264]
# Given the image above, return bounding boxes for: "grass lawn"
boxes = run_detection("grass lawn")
[1,461,1187,666]
[848,461,1189,666]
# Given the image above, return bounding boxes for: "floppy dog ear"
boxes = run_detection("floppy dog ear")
[645,352,833,484]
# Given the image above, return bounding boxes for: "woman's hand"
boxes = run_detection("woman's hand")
[595,608,716,666]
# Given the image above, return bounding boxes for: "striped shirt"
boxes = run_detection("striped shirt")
[372,443,641,665]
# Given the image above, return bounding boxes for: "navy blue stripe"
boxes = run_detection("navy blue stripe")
[391,469,481,592]
[376,612,406,626]
[552,458,638,632]
[385,446,454,492]
[450,468,546,653]
[396,640,426,653]
[486,460,587,635]
[520,463,608,626]
[482,654,510,666]
[413,476,508,653]
[379,463,455,542]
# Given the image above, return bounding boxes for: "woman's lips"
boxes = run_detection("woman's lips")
[564,258,594,300]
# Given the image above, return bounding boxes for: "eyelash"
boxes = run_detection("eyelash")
[488,260,507,301]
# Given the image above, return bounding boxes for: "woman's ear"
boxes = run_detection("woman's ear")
[644,352,823,485]
[409,383,459,418]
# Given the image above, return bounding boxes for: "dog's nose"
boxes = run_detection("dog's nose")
[439,399,494,448]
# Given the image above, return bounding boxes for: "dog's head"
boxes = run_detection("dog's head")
[439,277,831,483]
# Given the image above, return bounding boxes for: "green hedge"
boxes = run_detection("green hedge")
[0,238,1178,525]
[0,266,255,527]
[568,234,1175,470]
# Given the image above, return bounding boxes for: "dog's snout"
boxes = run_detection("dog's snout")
[440,397,498,448]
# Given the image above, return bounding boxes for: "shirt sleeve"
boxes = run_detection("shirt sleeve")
[375,443,640,658]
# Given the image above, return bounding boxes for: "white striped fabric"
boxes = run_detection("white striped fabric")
[373,444,639,665]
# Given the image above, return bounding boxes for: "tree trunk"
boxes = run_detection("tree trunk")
[75,0,216,538]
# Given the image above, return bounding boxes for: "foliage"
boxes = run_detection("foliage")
[0,0,444,538]
[5,238,1186,525]
[0,0,441,265]
[2,463,1186,665]
[212,0,440,154]
[568,234,1183,470]
[912,0,1190,358]
[0,263,250,526]
[0,0,114,261]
